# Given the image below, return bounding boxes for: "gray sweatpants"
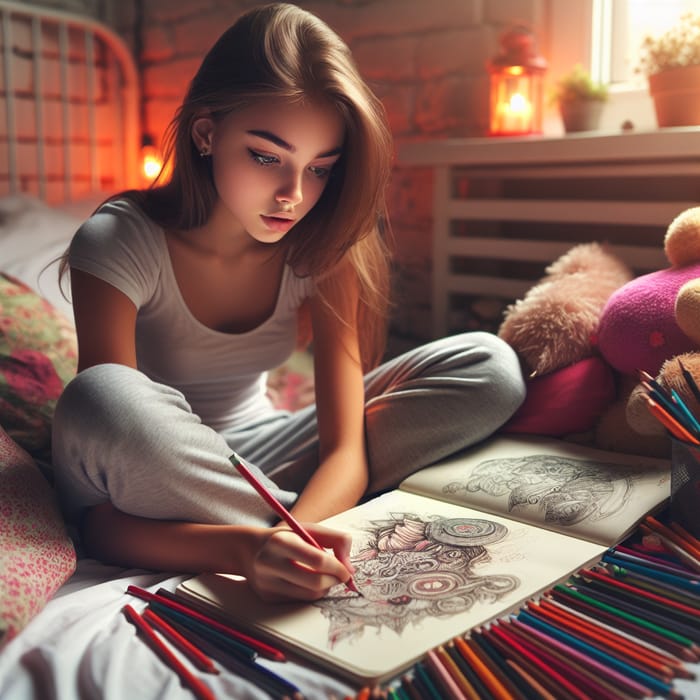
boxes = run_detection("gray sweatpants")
[52,332,525,527]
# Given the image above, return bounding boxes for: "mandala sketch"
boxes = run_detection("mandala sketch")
[313,513,518,646]
[442,453,644,526]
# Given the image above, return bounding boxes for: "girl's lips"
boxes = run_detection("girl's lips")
[260,215,295,233]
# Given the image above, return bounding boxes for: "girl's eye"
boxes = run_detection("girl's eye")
[308,165,331,179]
[248,149,279,166]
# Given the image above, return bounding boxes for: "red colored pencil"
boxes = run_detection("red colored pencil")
[534,598,682,675]
[127,585,285,662]
[229,453,362,595]
[123,604,216,700]
[526,600,674,683]
[488,622,590,700]
[142,608,218,674]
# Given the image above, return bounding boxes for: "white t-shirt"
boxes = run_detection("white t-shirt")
[69,199,315,431]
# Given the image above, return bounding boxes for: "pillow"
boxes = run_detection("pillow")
[502,356,616,436]
[0,425,76,650]
[0,194,82,320]
[0,273,77,463]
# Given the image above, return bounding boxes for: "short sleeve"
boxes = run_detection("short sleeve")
[68,200,162,309]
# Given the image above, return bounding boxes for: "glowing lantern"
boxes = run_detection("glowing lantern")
[487,26,547,136]
[141,133,163,184]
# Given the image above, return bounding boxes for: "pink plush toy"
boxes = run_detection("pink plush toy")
[595,207,700,455]
[498,242,631,437]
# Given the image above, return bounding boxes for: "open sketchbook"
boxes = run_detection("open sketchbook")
[176,435,671,686]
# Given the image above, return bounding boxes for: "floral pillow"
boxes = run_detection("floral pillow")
[0,425,76,649]
[0,273,77,465]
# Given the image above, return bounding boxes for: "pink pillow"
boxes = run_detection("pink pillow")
[502,356,616,436]
[0,426,76,649]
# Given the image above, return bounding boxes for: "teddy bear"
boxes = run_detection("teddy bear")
[497,241,633,437]
[496,210,700,458]
[595,206,700,457]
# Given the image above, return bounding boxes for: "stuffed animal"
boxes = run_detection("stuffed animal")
[595,207,700,456]
[498,242,631,437]
[499,242,633,377]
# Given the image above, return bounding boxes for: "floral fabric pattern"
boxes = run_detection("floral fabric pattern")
[0,426,76,649]
[0,273,77,462]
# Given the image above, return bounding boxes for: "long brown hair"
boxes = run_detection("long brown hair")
[131,3,393,368]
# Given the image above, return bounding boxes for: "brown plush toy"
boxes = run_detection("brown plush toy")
[499,242,633,377]
[596,207,700,456]
[497,242,632,438]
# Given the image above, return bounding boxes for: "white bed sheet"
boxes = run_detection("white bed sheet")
[0,560,355,700]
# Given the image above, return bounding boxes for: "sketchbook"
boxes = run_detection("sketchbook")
[176,435,671,686]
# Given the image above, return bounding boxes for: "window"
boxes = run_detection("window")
[545,0,700,133]
[593,0,700,85]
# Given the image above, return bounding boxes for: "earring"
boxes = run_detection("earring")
[199,149,210,158]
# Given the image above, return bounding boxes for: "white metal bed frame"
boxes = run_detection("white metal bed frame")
[0,0,139,204]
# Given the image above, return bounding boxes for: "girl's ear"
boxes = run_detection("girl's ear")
[192,117,215,154]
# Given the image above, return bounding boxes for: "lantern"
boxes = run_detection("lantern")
[140,133,163,184]
[487,26,547,136]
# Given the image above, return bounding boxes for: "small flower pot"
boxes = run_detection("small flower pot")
[558,99,605,133]
[648,64,700,127]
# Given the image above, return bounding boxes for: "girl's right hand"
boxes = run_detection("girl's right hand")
[244,523,354,603]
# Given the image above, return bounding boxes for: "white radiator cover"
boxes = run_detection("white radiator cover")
[400,129,700,338]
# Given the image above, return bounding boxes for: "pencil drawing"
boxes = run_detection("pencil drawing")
[313,513,518,645]
[442,453,644,526]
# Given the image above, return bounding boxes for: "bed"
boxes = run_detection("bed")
[0,3,341,698]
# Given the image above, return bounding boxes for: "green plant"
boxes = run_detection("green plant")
[638,12,700,76]
[552,64,608,104]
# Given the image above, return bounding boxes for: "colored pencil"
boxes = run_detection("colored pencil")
[158,613,303,700]
[442,642,493,700]
[646,516,700,561]
[532,598,685,678]
[425,648,470,700]
[487,622,587,700]
[399,673,424,700]
[469,628,532,700]
[526,600,676,683]
[127,585,285,661]
[147,601,261,662]
[452,636,512,700]
[505,616,645,699]
[142,608,219,674]
[122,604,216,700]
[413,661,442,700]
[434,646,480,700]
[505,659,558,700]
[609,545,699,578]
[229,453,361,595]
[549,585,698,662]
[542,596,694,675]
[642,394,700,444]
[588,565,700,616]
[639,524,700,574]
[669,521,700,551]
[602,557,700,599]
[518,609,677,697]
[570,578,700,643]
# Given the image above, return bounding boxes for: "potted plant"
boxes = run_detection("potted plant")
[638,12,700,127]
[552,64,608,133]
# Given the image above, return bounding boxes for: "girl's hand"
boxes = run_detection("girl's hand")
[245,523,354,603]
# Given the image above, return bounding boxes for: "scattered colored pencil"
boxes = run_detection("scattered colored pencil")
[122,604,216,700]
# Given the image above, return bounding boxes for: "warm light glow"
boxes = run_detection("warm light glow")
[506,65,525,76]
[141,145,163,182]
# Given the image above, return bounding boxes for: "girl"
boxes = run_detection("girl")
[52,3,526,603]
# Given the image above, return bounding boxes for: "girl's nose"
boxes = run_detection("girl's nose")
[276,169,303,207]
